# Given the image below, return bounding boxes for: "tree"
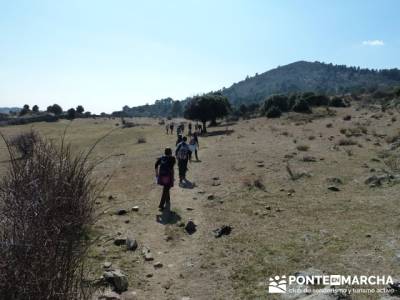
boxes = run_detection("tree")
[47,104,63,116]
[76,105,84,114]
[32,105,39,113]
[184,93,231,133]
[263,95,290,114]
[171,101,183,117]
[67,108,76,120]
[19,104,30,116]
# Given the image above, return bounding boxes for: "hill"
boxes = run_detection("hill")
[0,107,21,114]
[222,61,400,105]
[116,61,400,117]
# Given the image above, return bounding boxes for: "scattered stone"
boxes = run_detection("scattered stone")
[326,177,343,185]
[120,291,138,300]
[114,238,126,246]
[126,237,138,251]
[212,182,221,186]
[142,246,154,261]
[153,262,163,268]
[131,206,139,212]
[177,221,185,227]
[185,219,197,235]
[186,207,194,211]
[197,190,205,194]
[327,186,340,192]
[343,115,352,121]
[213,225,232,238]
[207,194,215,200]
[108,195,115,200]
[98,291,121,300]
[212,176,220,180]
[265,206,271,210]
[124,220,130,224]
[103,269,129,293]
[103,261,112,269]
[146,273,153,278]
[302,155,317,162]
[116,209,127,216]
[253,179,266,190]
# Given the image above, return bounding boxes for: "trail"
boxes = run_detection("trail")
[137,136,218,300]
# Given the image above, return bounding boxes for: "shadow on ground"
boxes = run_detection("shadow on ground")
[156,203,182,225]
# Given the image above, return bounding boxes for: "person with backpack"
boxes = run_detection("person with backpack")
[175,136,191,184]
[155,148,176,211]
[175,134,183,146]
[188,132,200,161]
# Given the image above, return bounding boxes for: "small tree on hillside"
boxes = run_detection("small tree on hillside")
[171,101,183,117]
[76,105,84,114]
[32,105,39,113]
[67,108,76,120]
[19,104,30,116]
[47,104,63,116]
[184,93,231,133]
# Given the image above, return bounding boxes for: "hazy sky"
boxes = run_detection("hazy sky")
[1,0,399,113]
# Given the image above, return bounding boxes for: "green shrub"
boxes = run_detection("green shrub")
[292,98,312,113]
[329,97,347,107]
[266,106,282,118]
[263,95,290,113]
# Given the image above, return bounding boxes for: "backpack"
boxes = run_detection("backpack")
[176,143,189,160]
[159,156,171,176]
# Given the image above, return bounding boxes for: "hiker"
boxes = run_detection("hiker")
[176,134,183,146]
[155,148,176,211]
[189,132,200,161]
[165,124,169,134]
[170,123,174,134]
[188,122,192,135]
[176,136,191,184]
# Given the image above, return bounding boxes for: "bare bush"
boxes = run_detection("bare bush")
[0,132,102,299]
[337,138,357,146]
[296,145,310,151]
[9,130,38,158]
[137,137,146,144]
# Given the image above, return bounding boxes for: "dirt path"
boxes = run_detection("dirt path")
[136,137,220,300]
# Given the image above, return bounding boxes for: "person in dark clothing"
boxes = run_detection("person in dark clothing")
[175,134,183,146]
[169,123,174,134]
[188,123,192,135]
[188,132,200,161]
[155,148,176,211]
[175,136,191,184]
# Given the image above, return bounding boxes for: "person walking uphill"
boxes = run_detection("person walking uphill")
[176,136,191,185]
[155,148,176,211]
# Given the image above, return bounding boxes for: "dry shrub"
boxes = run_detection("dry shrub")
[137,137,146,144]
[337,138,357,146]
[386,131,400,144]
[296,145,310,151]
[385,155,400,172]
[0,132,102,299]
[9,130,38,158]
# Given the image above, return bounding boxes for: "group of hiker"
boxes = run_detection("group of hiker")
[155,121,202,211]
[165,122,204,136]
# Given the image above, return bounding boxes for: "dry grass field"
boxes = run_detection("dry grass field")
[1,105,400,300]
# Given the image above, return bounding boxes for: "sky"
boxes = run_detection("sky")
[0,0,399,113]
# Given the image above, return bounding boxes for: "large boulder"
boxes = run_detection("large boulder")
[103,269,129,293]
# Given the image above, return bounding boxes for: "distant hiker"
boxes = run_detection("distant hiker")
[170,123,174,134]
[188,123,192,135]
[165,124,169,134]
[155,148,176,211]
[180,123,185,134]
[198,124,203,135]
[189,132,200,161]
[176,134,183,146]
[176,136,191,184]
